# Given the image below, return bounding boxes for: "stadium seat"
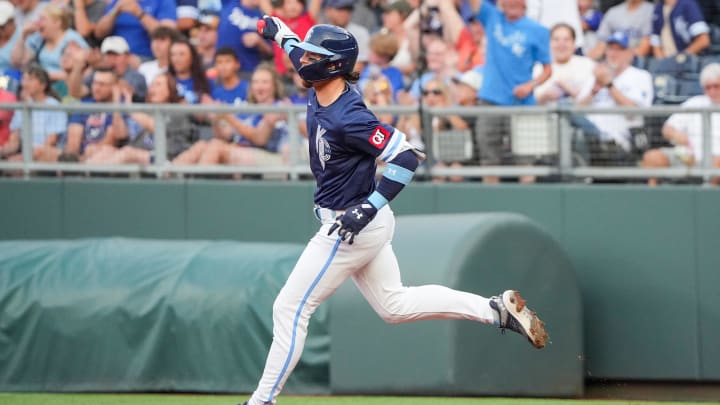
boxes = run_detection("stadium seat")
[677,78,703,98]
[700,54,720,69]
[653,74,679,104]
[707,25,720,54]
[510,113,561,156]
[432,129,475,163]
[647,53,700,78]
[632,55,648,70]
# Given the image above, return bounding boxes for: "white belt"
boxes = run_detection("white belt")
[313,206,345,224]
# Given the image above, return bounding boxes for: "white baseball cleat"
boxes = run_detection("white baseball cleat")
[489,290,548,349]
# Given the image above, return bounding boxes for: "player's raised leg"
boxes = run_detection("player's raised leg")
[351,210,548,348]
[351,214,497,324]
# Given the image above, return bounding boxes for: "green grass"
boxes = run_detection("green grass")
[0,394,706,405]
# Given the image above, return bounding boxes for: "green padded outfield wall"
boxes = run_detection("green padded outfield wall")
[0,239,328,393]
[1,179,720,382]
[330,213,583,397]
[0,215,582,396]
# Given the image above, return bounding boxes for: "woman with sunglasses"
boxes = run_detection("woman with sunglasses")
[405,78,472,182]
[237,17,549,405]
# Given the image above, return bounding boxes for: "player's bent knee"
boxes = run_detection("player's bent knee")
[374,297,413,324]
[379,313,407,324]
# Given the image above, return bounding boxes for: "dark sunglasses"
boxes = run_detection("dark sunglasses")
[422,88,443,96]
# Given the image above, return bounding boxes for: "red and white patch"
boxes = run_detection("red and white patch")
[368,126,391,149]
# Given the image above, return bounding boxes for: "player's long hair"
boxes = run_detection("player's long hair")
[301,70,360,89]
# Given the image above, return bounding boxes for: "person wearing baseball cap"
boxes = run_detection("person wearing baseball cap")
[576,30,653,162]
[452,69,483,97]
[80,35,147,101]
[0,0,20,75]
[451,69,485,177]
[100,35,130,54]
[605,30,629,49]
[196,13,219,70]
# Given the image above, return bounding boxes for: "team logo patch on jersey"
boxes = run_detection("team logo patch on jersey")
[369,126,391,149]
[316,126,331,170]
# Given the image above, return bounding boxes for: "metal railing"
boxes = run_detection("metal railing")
[1,102,719,184]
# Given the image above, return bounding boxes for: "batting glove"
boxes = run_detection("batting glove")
[327,203,378,245]
[257,16,300,48]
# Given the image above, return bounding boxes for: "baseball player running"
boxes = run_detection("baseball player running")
[240,17,548,405]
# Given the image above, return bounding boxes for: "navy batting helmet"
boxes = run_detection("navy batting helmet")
[291,24,358,83]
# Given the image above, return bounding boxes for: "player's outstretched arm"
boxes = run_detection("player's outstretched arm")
[328,147,421,244]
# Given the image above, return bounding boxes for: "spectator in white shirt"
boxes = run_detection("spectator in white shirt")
[577,31,653,161]
[535,23,595,105]
[641,63,720,185]
[138,26,181,87]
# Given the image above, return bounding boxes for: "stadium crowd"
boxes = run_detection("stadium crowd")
[0,0,719,183]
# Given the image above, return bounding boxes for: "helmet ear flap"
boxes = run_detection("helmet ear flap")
[325,54,347,75]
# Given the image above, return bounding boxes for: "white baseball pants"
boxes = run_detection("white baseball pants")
[248,206,497,405]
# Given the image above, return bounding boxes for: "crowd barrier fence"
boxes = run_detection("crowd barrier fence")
[2,102,719,184]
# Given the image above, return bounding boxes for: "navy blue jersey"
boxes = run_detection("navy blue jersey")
[285,46,401,210]
[307,85,396,209]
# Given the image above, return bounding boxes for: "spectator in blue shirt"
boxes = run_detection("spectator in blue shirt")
[65,67,129,160]
[175,0,223,34]
[468,0,552,182]
[469,0,551,106]
[651,0,710,59]
[10,4,88,83]
[0,1,22,80]
[94,0,178,60]
[578,0,602,55]
[169,36,211,104]
[1,64,66,162]
[210,46,248,105]
[169,36,214,138]
[215,0,272,77]
[171,47,246,164]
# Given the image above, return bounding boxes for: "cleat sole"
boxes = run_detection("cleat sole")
[504,290,549,349]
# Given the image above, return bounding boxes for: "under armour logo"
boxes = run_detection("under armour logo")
[352,208,363,220]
